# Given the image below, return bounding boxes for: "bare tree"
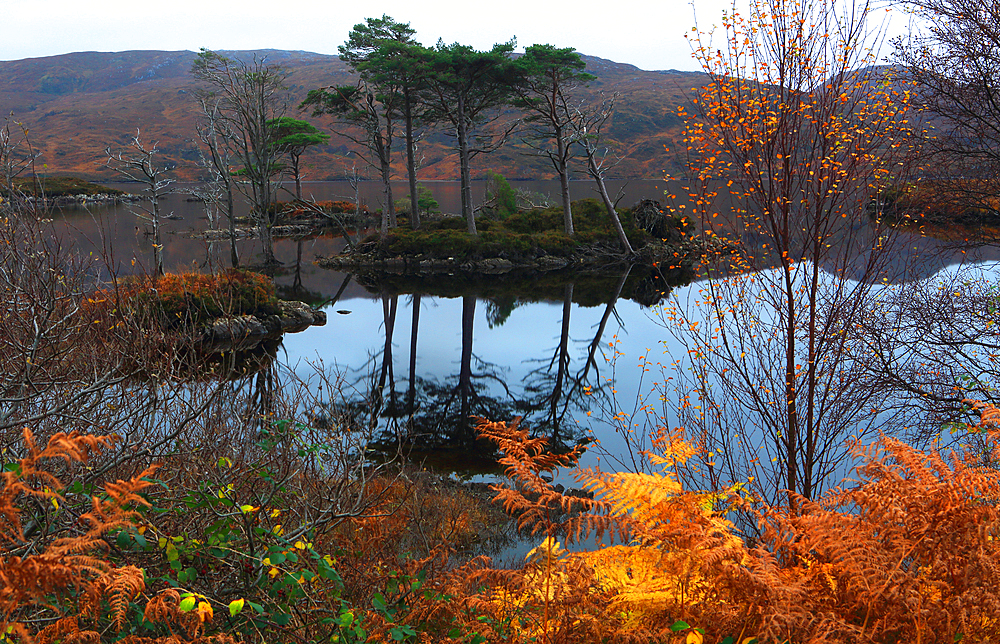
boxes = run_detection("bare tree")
[106,131,174,276]
[570,93,633,254]
[856,262,1000,444]
[191,49,288,266]
[0,116,42,213]
[659,0,918,514]
[193,96,240,268]
[895,0,1000,220]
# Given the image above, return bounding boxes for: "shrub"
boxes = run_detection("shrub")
[483,172,518,219]
[394,185,441,216]
[90,269,280,330]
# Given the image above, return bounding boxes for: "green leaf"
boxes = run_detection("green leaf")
[229,598,245,617]
[178,596,196,612]
[670,620,691,632]
[955,634,965,643]
[721,638,734,644]
[165,542,179,562]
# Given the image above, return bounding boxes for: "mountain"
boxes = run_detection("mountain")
[0,50,705,182]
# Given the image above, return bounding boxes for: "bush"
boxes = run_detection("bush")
[482,172,518,219]
[102,269,280,329]
[361,197,655,262]
[394,185,441,216]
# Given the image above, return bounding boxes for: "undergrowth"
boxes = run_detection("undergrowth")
[10,401,1000,643]
[86,269,280,330]
[358,198,662,261]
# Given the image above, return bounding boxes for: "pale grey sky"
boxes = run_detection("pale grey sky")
[3,0,738,71]
[3,0,911,71]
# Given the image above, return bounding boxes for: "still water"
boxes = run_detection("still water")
[50,179,1000,487]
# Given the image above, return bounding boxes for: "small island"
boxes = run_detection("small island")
[315,198,703,275]
[1,176,139,206]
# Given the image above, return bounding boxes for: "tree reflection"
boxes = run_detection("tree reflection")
[346,266,692,474]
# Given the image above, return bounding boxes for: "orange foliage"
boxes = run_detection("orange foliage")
[0,429,236,644]
[447,408,1000,644]
[84,268,278,330]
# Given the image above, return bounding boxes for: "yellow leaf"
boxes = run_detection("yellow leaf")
[688,631,704,644]
[196,601,213,623]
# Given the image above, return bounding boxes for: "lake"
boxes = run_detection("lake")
[49,179,1000,489]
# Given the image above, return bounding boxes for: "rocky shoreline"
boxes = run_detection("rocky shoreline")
[28,192,141,207]
[199,299,327,352]
[318,235,729,275]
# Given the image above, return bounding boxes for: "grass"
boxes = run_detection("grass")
[360,198,681,262]
[87,269,280,331]
[4,175,126,197]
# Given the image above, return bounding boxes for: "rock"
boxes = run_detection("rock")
[276,300,325,332]
[203,315,269,349]
[475,258,514,273]
[200,300,326,350]
[536,256,569,270]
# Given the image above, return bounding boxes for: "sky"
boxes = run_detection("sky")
[3,0,738,72]
[4,0,915,72]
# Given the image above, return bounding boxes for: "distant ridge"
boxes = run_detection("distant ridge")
[0,49,704,181]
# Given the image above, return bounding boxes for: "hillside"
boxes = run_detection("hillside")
[0,50,704,182]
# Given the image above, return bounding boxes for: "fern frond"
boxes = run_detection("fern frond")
[143,589,205,640]
[0,430,157,640]
[31,616,101,644]
[102,565,146,632]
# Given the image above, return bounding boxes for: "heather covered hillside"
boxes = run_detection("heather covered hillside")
[0,49,700,181]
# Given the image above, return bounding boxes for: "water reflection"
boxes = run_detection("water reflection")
[277,263,693,476]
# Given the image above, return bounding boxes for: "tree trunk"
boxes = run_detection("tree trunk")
[150,193,163,276]
[292,152,302,200]
[582,267,630,380]
[557,135,574,236]
[226,185,239,268]
[404,89,420,230]
[550,283,573,441]
[456,95,477,235]
[407,293,421,434]
[588,155,632,254]
[782,262,799,506]
[380,159,395,236]
[258,216,276,266]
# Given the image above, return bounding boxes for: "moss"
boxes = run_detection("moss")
[4,176,125,198]
[127,269,280,329]
[356,198,660,262]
